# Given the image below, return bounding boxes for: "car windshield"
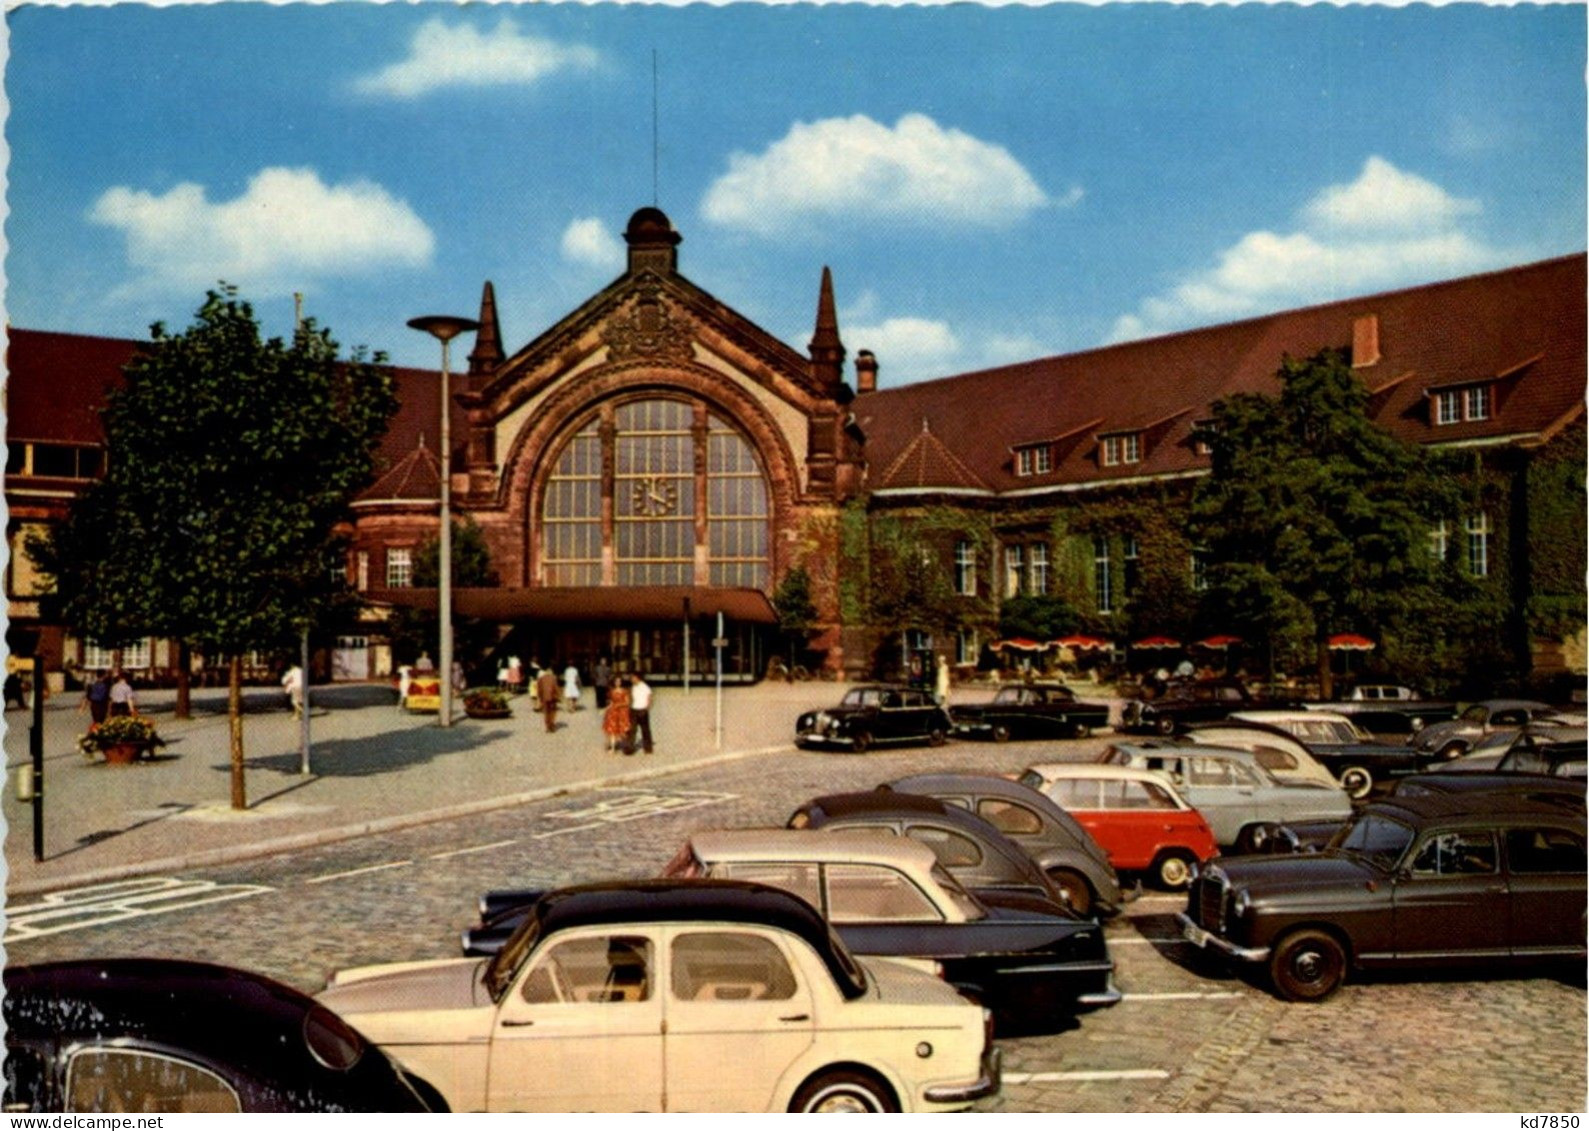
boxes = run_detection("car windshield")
[932,863,986,921]
[1099,745,1131,767]
[994,687,1023,705]
[842,688,882,709]
[483,906,546,1001]
[1328,812,1415,869]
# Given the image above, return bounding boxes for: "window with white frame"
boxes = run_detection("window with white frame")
[1033,446,1052,474]
[1094,537,1112,613]
[954,540,977,596]
[1467,513,1491,577]
[1465,385,1491,421]
[1435,390,1462,425]
[1005,544,1024,598]
[1123,536,1140,597]
[1190,547,1209,592]
[1428,520,1449,563]
[386,547,413,588]
[83,639,151,671]
[356,551,370,591]
[957,629,978,667]
[1016,449,1033,477]
[1029,543,1048,596]
[1101,433,1141,466]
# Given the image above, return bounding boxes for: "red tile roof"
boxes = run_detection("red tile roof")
[873,420,990,492]
[854,254,1587,495]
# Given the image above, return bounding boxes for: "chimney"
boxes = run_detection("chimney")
[855,350,878,394]
[1352,314,1380,368]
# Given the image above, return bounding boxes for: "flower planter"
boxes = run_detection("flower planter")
[103,742,143,765]
[465,707,512,720]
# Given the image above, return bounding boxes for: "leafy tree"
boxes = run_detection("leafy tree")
[771,565,820,673]
[29,287,396,807]
[388,516,500,677]
[997,594,1079,641]
[1188,347,1456,697]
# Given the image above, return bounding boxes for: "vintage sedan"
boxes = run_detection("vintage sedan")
[1120,679,1273,735]
[886,772,1124,916]
[5,959,446,1113]
[795,685,953,753]
[1019,764,1220,888]
[1409,698,1559,760]
[1098,742,1353,849]
[786,790,1065,905]
[1179,724,1341,788]
[1178,794,1587,1000]
[949,683,1111,742]
[323,880,999,1112]
[1230,709,1435,798]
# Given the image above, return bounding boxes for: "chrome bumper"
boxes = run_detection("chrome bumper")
[924,1046,1002,1104]
[1077,971,1123,1008]
[1175,912,1271,962]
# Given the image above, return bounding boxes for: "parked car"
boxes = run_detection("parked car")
[1119,679,1269,735]
[795,685,953,753]
[1177,793,1587,1000]
[323,880,1000,1112]
[948,683,1110,742]
[1096,742,1353,849]
[885,773,1124,916]
[1307,685,1456,738]
[786,790,1064,905]
[1409,699,1559,760]
[1429,722,1587,775]
[1178,724,1341,788]
[4,959,446,1113]
[1230,709,1435,798]
[1018,763,1220,888]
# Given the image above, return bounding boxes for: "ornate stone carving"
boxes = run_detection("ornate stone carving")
[603,281,694,362]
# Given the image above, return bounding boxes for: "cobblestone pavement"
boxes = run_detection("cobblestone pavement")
[6,734,1585,1113]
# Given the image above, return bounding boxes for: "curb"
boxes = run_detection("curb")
[6,741,789,899]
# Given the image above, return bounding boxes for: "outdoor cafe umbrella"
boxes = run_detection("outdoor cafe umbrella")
[991,638,1050,652]
[1053,634,1111,651]
[1131,636,1183,649]
[1327,633,1376,651]
[1194,635,1243,649]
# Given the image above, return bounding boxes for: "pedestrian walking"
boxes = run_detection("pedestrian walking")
[529,659,545,712]
[604,676,633,754]
[507,655,523,694]
[81,671,112,723]
[628,673,654,754]
[108,670,136,717]
[563,661,582,712]
[934,654,951,706]
[536,665,561,733]
[593,655,612,710]
[397,664,413,710]
[281,664,305,717]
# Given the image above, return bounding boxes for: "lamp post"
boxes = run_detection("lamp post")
[407,314,479,728]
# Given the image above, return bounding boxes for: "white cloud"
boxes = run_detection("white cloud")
[701,113,1054,235]
[89,167,434,294]
[1108,157,1507,343]
[560,217,624,271]
[846,316,961,380]
[352,18,599,99]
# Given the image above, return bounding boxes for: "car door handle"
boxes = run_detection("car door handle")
[501,1019,535,1027]
[779,1013,810,1023]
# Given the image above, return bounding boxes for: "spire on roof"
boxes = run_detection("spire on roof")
[467,281,503,378]
[808,266,846,390]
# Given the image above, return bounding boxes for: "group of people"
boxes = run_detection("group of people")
[599,672,654,756]
[79,669,137,723]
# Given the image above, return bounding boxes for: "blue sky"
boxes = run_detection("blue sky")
[6,3,1585,385]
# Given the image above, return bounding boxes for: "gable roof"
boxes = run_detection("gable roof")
[855,254,1587,497]
[873,419,990,493]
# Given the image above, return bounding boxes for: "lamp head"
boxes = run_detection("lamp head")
[407,315,480,343]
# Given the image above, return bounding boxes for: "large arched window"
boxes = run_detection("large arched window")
[540,396,769,589]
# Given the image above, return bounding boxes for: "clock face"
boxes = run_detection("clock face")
[631,476,679,516]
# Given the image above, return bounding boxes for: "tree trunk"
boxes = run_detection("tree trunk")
[229,654,246,810]
[1316,635,1334,701]
[174,639,192,720]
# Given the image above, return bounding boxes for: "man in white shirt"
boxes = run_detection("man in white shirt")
[629,674,654,754]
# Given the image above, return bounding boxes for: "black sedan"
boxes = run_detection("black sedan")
[1178,793,1586,1000]
[3,959,446,1112]
[795,685,952,753]
[950,683,1111,742]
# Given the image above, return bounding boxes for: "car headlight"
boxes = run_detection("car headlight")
[1232,888,1252,917]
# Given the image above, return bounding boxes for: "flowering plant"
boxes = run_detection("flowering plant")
[78,714,164,755]
[463,687,510,712]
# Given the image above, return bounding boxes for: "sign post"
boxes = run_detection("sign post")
[30,655,44,862]
[713,612,725,751]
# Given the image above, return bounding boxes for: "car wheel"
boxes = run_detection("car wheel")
[1339,765,1373,800]
[1047,868,1093,915]
[991,723,1011,743]
[1233,825,1265,854]
[1155,715,1176,736]
[1269,928,1347,1002]
[790,1069,899,1113]
[1072,722,1092,739]
[927,726,948,747]
[1153,851,1195,889]
[849,731,872,754]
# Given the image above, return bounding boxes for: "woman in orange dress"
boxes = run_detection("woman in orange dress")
[603,677,633,754]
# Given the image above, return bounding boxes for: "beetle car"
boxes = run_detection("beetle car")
[322,880,1000,1112]
[886,772,1125,917]
[1177,793,1587,1001]
[795,685,953,753]
[1409,699,1559,761]
[4,959,446,1113]
[1019,763,1220,889]
[948,683,1110,742]
[465,832,1118,1034]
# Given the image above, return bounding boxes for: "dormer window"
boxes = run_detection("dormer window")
[1193,419,1217,456]
[1465,385,1491,421]
[1431,382,1494,426]
[1101,433,1141,466]
[1016,449,1033,477]
[1436,390,1462,425]
[1033,446,1051,474]
[1014,443,1051,477]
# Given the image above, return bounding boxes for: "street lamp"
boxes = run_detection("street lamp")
[407,314,479,728]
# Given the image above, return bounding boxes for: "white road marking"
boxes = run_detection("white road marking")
[304,860,413,885]
[1108,936,1185,945]
[429,839,519,860]
[1121,991,1245,1001]
[1006,1070,1171,1084]
[535,788,738,838]
[6,877,273,942]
